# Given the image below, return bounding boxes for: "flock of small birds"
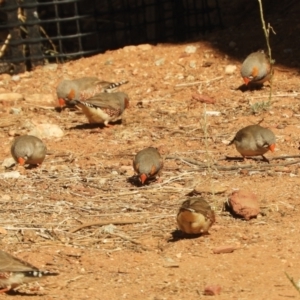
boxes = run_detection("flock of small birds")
[1,49,276,293]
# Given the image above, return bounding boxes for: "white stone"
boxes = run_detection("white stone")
[123,45,137,52]
[186,75,195,81]
[137,44,152,51]
[155,58,165,66]
[1,194,11,201]
[43,63,58,71]
[10,107,22,114]
[0,93,23,102]
[225,65,237,75]
[2,157,16,168]
[185,45,197,54]
[0,171,22,179]
[189,61,196,68]
[101,224,116,234]
[176,73,184,80]
[11,75,20,81]
[29,123,64,138]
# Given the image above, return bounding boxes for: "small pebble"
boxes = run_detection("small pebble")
[1,194,11,201]
[10,107,21,114]
[186,75,195,81]
[0,171,22,179]
[11,75,20,81]
[155,58,165,66]
[185,45,197,54]
[137,44,152,51]
[204,285,222,296]
[8,130,16,136]
[189,61,197,68]
[2,157,16,168]
[276,124,286,129]
[225,65,237,75]
[43,63,58,71]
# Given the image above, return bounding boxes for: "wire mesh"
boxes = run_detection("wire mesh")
[0,0,222,73]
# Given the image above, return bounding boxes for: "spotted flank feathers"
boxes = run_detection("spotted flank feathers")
[80,101,121,118]
[80,80,129,100]
[72,92,129,126]
[103,80,129,92]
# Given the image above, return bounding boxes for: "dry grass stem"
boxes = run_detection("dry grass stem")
[174,76,223,88]
[70,220,144,233]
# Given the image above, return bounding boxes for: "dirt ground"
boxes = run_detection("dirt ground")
[1,1,300,299]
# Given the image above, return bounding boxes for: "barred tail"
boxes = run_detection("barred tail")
[104,80,128,92]
[24,270,59,278]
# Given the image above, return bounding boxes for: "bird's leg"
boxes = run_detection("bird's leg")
[104,121,113,128]
[261,155,270,163]
[0,286,11,293]
[156,176,163,183]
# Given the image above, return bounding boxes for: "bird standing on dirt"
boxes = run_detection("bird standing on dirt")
[133,147,163,185]
[229,124,276,161]
[241,50,273,86]
[0,250,58,293]
[56,77,128,108]
[71,92,129,126]
[177,197,215,234]
[11,135,47,166]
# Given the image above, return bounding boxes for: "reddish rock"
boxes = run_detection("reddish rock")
[204,285,222,296]
[229,190,260,220]
[192,93,215,104]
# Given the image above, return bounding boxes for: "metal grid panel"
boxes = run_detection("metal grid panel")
[0,0,222,73]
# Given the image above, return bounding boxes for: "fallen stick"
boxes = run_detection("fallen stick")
[70,220,143,233]
[174,76,223,88]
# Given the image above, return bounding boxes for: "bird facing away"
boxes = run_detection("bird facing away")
[11,135,47,166]
[241,50,273,86]
[0,250,58,293]
[71,92,129,126]
[177,197,215,234]
[229,124,276,161]
[133,147,163,184]
[56,77,128,107]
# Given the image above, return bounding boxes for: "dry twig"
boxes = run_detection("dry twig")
[285,272,300,295]
[70,220,143,233]
[174,76,223,88]
[257,0,276,101]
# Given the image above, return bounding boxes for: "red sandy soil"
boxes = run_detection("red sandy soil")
[0,1,300,299]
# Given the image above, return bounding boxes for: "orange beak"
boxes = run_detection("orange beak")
[17,157,26,165]
[269,144,275,152]
[243,77,250,85]
[140,174,147,184]
[58,98,66,108]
